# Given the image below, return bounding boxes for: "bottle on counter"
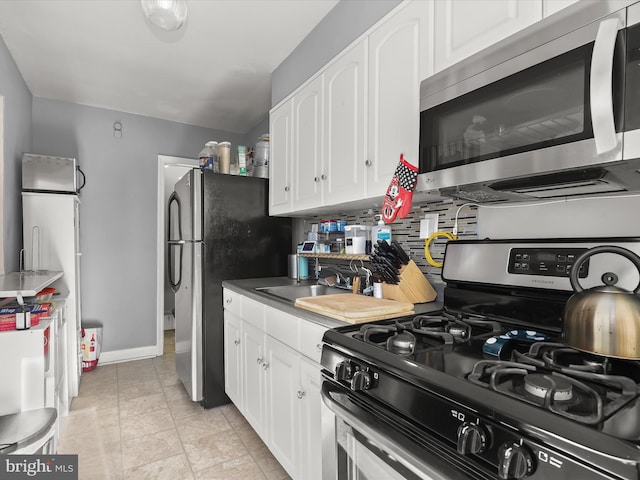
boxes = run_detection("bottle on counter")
[237,145,247,176]
[372,214,392,245]
[373,273,384,299]
[199,141,218,171]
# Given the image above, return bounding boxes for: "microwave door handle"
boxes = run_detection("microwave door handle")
[590,17,620,155]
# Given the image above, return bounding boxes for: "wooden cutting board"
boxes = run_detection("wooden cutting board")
[295,294,414,323]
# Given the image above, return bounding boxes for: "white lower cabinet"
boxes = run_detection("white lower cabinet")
[223,289,327,480]
[298,356,323,480]
[241,321,267,438]
[265,335,301,476]
[223,312,242,407]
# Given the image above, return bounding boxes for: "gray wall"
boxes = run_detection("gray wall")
[0,34,32,273]
[271,0,401,106]
[244,115,269,149]
[32,98,245,352]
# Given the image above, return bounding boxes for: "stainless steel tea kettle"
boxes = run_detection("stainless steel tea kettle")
[563,246,640,359]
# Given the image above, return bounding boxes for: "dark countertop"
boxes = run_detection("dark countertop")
[222,276,444,329]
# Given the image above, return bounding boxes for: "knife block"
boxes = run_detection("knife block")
[381,260,437,304]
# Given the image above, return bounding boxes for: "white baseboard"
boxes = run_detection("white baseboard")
[98,345,158,365]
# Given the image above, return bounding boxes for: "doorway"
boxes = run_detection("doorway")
[155,155,198,356]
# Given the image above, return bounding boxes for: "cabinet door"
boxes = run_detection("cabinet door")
[241,322,266,437]
[223,311,242,407]
[542,0,578,17]
[265,335,300,479]
[269,100,293,215]
[293,75,324,210]
[323,41,367,205]
[367,1,429,197]
[298,357,323,480]
[433,0,542,73]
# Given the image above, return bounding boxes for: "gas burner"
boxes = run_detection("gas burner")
[412,312,502,342]
[387,331,416,356]
[523,374,573,402]
[467,358,640,425]
[515,343,615,375]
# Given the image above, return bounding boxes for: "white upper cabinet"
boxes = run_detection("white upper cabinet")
[433,0,542,73]
[292,75,324,211]
[269,100,293,215]
[323,41,367,205]
[268,0,569,215]
[543,0,579,18]
[366,0,430,196]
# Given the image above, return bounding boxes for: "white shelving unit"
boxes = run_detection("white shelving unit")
[0,271,63,301]
[0,270,66,449]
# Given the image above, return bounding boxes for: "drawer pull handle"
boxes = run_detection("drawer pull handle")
[226,298,232,304]
[234,339,240,346]
[297,390,306,399]
[257,357,263,365]
[262,362,269,371]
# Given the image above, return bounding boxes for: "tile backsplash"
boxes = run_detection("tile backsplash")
[296,200,479,287]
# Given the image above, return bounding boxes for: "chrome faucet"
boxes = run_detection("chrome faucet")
[318,266,351,288]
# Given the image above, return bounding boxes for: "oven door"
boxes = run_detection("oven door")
[321,381,477,480]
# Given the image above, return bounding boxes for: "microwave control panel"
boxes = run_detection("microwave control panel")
[508,248,589,278]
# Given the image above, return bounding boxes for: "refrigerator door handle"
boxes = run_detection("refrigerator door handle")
[167,191,183,292]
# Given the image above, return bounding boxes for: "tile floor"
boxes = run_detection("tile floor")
[57,330,291,480]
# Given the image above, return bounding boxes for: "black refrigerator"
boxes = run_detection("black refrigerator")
[167,169,291,408]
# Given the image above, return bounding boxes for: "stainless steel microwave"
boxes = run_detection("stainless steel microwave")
[417,0,640,202]
[22,154,86,194]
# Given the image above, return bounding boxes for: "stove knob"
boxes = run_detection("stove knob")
[456,422,488,455]
[498,443,535,479]
[334,361,354,382]
[350,370,372,391]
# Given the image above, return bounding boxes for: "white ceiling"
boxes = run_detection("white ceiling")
[0,0,338,134]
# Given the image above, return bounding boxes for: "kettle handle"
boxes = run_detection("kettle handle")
[570,245,640,293]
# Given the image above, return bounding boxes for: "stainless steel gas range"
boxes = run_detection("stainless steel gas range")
[321,238,640,480]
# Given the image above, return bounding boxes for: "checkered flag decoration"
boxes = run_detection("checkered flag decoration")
[381,154,419,223]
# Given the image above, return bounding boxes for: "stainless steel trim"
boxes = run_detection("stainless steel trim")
[191,240,204,401]
[441,241,640,293]
[416,136,623,194]
[624,128,640,159]
[168,240,186,245]
[591,17,621,154]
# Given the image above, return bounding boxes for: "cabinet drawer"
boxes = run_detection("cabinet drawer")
[243,296,265,330]
[223,289,243,317]
[265,306,300,351]
[299,321,328,364]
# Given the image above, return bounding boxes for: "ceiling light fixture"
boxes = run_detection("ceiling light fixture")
[141,0,188,31]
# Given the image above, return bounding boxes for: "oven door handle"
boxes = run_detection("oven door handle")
[321,382,454,480]
[590,17,620,155]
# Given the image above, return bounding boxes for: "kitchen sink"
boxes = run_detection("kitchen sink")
[255,284,351,303]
